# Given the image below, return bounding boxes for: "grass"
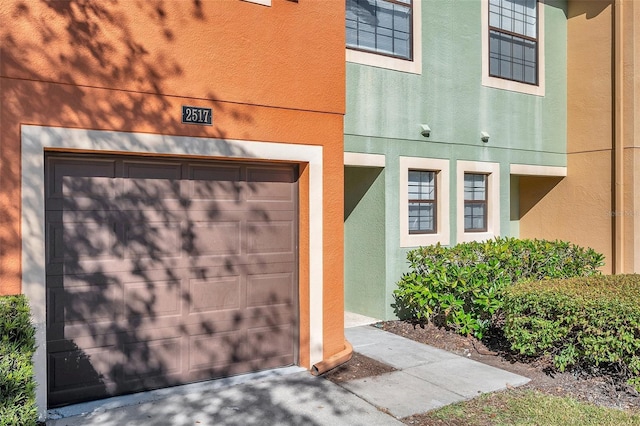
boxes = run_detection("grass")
[409,389,640,426]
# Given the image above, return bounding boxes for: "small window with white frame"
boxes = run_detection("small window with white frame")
[408,170,436,234]
[457,160,500,243]
[463,173,488,232]
[400,157,450,247]
[346,0,422,74]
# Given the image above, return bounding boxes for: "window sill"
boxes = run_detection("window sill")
[241,0,271,5]
[457,231,496,244]
[347,49,422,75]
[482,74,545,97]
[346,0,422,75]
[401,232,449,248]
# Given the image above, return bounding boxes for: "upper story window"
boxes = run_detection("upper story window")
[346,0,413,61]
[488,0,538,85]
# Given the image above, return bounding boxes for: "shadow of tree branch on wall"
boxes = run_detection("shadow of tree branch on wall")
[1,1,337,422]
[1,0,260,294]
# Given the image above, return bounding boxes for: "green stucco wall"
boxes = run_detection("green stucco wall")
[344,166,386,319]
[344,0,568,320]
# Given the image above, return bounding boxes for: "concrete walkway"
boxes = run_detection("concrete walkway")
[47,323,529,425]
[344,325,530,418]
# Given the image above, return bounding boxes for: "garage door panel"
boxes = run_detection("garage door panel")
[48,346,117,407]
[188,163,242,181]
[48,219,119,264]
[247,324,294,360]
[247,272,294,307]
[187,221,241,257]
[188,276,241,313]
[246,167,295,202]
[188,165,242,202]
[246,182,295,203]
[123,220,182,259]
[46,158,117,204]
[244,305,296,330]
[119,179,183,202]
[247,166,295,183]
[124,280,182,319]
[247,221,295,255]
[46,155,298,407]
[48,283,122,330]
[188,331,245,371]
[122,164,183,203]
[123,161,183,180]
[122,337,182,381]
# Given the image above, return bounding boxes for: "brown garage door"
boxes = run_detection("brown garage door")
[45,154,298,407]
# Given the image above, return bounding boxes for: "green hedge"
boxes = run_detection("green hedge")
[0,295,37,426]
[503,274,640,389]
[393,238,604,338]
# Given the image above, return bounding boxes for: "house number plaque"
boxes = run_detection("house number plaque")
[182,106,213,126]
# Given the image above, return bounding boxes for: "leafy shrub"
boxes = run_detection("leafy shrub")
[503,274,640,389]
[393,238,604,338]
[0,295,37,426]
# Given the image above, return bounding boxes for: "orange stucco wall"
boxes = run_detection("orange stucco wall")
[520,0,639,274]
[0,0,345,363]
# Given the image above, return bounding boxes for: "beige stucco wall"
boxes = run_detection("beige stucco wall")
[521,0,615,272]
[521,0,639,274]
[621,1,640,272]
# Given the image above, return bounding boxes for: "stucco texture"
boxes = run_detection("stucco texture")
[344,166,386,319]
[1,0,345,363]
[521,0,640,274]
[344,0,568,319]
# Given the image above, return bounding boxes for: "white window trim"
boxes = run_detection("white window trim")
[457,160,500,243]
[346,0,422,74]
[481,0,545,96]
[400,157,449,247]
[242,0,271,6]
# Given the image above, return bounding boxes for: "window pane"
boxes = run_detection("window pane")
[489,30,537,85]
[525,0,537,37]
[409,170,435,201]
[346,0,412,60]
[464,173,486,201]
[512,63,524,82]
[501,13,513,33]
[409,202,435,233]
[489,11,500,27]
[377,33,393,53]
[464,208,472,231]
[490,0,537,37]
[464,202,487,231]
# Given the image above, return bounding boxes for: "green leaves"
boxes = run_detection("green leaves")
[0,295,37,426]
[394,238,604,339]
[503,275,640,390]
